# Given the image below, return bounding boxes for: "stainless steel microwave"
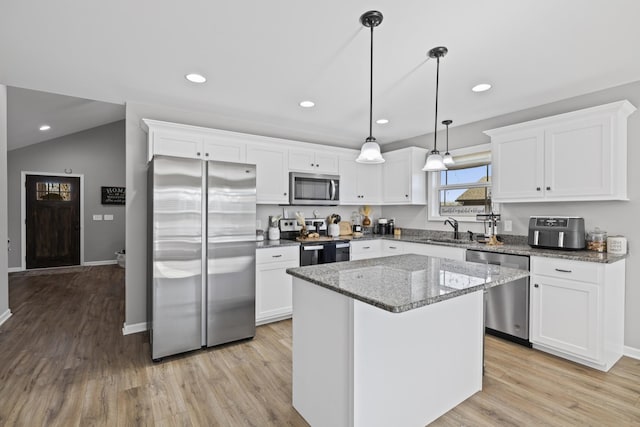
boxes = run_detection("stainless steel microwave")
[289,172,340,205]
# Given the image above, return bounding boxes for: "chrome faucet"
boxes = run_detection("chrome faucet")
[444,217,459,240]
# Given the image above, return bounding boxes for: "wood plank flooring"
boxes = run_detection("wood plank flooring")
[1,265,639,426]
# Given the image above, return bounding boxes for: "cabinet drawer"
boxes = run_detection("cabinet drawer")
[256,246,300,265]
[531,256,600,283]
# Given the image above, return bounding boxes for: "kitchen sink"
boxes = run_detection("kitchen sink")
[412,237,472,244]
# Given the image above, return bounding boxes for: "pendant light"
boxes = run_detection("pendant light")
[442,119,455,166]
[422,46,448,171]
[356,10,385,164]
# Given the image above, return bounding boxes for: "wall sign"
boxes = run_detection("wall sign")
[101,186,125,205]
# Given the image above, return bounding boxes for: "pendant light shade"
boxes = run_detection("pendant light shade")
[422,46,448,172]
[356,10,385,164]
[442,119,455,166]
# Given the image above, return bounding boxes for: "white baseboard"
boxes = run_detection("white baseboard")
[84,260,118,266]
[0,309,12,327]
[7,267,22,273]
[624,346,640,360]
[122,321,148,335]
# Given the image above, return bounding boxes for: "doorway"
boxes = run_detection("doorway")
[22,173,84,269]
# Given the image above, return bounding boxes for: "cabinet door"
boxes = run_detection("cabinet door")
[247,145,288,204]
[491,130,545,201]
[382,241,404,256]
[153,131,204,160]
[339,156,360,204]
[289,149,317,172]
[403,242,465,260]
[357,163,383,204]
[350,240,382,260]
[256,262,294,325]
[382,154,411,204]
[203,138,246,163]
[530,275,601,361]
[544,116,612,199]
[314,152,339,174]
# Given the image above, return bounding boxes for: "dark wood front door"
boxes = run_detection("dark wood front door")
[26,175,81,269]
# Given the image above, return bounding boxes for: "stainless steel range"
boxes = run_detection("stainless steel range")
[279,218,350,266]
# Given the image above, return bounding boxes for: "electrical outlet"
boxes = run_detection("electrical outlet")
[93,214,103,221]
[503,220,513,232]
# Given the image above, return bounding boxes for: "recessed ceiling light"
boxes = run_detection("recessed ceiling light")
[299,100,315,108]
[39,125,51,131]
[185,73,207,83]
[472,83,492,92]
[376,118,389,125]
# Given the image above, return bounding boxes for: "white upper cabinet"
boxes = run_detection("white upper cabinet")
[289,148,339,174]
[486,100,636,202]
[247,144,289,204]
[143,119,247,163]
[382,147,428,205]
[339,155,383,205]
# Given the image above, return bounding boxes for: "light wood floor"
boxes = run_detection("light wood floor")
[1,266,639,426]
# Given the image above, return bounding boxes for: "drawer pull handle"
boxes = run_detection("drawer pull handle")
[389,246,397,249]
[363,246,371,249]
[555,268,572,273]
[272,254,283,258]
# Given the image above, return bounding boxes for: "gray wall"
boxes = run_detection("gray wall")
[0,85,8,319]
[384,80,640,350]
[7,120,125,268]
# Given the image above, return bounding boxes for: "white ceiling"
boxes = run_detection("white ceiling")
[2,1,640,150]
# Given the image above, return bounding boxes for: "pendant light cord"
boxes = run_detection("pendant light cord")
[432,55,440,152]
[368,25,374,142]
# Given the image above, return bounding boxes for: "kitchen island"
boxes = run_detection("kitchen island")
[286,254,530,427]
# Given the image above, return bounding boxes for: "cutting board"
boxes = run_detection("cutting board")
[338,221,353,236]
[296,236,336,242]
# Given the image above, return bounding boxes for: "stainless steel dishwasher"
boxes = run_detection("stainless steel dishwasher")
[466,249,531,347]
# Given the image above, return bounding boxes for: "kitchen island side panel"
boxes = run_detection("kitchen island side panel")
[292,277,354,427]
[353,291,484,427]
[292,277,484,427]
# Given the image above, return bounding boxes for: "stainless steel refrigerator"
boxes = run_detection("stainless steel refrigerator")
[148,155,256,360]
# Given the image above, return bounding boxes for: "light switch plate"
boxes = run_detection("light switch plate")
[104,214,114,221]
[503,220,512,232]
[93,214,103,221]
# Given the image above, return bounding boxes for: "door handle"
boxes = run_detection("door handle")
[303,245,324,251]
[554,268,572,273]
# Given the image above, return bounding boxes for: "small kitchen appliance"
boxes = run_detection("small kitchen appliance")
[528,216,585,250]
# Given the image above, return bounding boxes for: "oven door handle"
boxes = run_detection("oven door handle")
[335,243,350,249]
[303,245,324,251]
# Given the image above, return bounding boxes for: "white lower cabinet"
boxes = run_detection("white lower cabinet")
[256,246,300,325]
[402,242,465,260]
[381,241,404,256]
[529,256,625,371]
[350,240,382,261]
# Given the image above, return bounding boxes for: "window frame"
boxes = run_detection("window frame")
[428,143,494,223]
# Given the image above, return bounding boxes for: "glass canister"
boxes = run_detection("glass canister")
[586,227,607,252]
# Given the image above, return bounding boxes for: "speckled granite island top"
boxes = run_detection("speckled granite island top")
[287,253,529,313]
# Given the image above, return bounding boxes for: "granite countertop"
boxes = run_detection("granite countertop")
[256,239,300,249]
[346,232,626,264]
[287,253,530,313]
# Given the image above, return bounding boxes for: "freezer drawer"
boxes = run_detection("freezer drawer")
[207,242,256,347]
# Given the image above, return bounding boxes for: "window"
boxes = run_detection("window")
[36,181,72,201]
[428,144,493,221]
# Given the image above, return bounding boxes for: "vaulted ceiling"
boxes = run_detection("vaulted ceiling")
[2,1,640,149]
